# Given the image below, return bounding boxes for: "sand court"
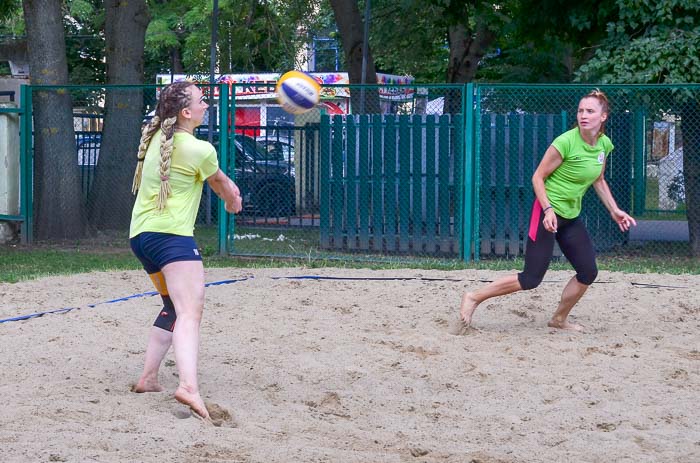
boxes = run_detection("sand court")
[1,267,699,462]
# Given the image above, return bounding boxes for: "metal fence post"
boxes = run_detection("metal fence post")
[20,84,33,244]
[633,109,646,215]
[218,83,230,255]
[461,83,474,262]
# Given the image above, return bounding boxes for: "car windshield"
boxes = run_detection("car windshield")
[236,135,284,162]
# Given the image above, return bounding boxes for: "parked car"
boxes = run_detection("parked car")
[255,135,294,164]
[75,129,295,217]
[231,134,295,216]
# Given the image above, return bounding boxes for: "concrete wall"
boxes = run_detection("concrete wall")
[0,77,29,105]
[0,102,20,215]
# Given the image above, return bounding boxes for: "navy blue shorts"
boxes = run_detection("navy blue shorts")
[130,232,202,274]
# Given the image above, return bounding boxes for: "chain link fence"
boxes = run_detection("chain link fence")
[226,82,466,261]
[25,86,159,241]
[16,82,699,262]
[475,84,698,260]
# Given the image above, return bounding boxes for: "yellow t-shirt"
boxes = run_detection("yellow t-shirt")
[129,130,219,238]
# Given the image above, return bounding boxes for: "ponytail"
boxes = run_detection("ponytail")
[132,115,161,194]
[156,116,177,211]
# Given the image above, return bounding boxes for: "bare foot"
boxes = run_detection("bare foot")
[547,319,584,332]
[175,386,210,420]
[131,377,164,393]
[460,292,479,325]
[448,292,480,336]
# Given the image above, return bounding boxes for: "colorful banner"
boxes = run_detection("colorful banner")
[157,72,415,101]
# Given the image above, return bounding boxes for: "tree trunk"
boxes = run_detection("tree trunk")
[444,21,496,114]
[328,0,379,114]
[681,99,700,256]
[22,0,87,240]
[88,0,150,230]
[172,47,184,74]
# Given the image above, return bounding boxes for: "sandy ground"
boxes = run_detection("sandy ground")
[1,267,699,463]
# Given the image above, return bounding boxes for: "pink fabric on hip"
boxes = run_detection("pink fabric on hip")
[528,200,543,242]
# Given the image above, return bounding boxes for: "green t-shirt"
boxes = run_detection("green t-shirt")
[546,127,614,219]
[129,131,219,238]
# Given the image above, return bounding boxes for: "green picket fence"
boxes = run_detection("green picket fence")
[9,82,697,261]
[319,113,463,255]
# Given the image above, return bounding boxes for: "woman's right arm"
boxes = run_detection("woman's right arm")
[207,169,243,214]
[532,145,563,232]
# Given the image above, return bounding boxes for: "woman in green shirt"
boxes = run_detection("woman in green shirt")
[452,89,636,334]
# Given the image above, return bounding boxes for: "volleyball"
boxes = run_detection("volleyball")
[276,71,321,115]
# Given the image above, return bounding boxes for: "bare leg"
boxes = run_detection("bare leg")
[132,327,172,392]
[162,260,210,419]
[548,276,588,331]
[450,274,522,335]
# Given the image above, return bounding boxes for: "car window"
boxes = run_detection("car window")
[236,135,283,162]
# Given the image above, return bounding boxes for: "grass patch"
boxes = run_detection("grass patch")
[2,226,697,283]
[638,177,687,220]
[0,247,142,283]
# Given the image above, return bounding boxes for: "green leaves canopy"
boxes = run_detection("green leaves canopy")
[576,0,700,83]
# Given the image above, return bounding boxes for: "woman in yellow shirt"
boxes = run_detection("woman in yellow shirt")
[129,81,242,421]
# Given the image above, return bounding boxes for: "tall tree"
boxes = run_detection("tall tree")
[87,0,149,229]
[367,1,447,82]
[328,0,378,112]
[22,0,87,239]
[144,0,314,79]
[576,0,700,256]
[477,0,616,83]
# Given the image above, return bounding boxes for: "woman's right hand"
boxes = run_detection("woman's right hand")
[225,191,243,214]
[543,208,558,233]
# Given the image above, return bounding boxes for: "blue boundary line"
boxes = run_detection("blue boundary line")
[0,275,683,325]
[0,277,251,325]
[271,276,463,282]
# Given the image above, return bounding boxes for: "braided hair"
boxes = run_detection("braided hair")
[131,81,194,210]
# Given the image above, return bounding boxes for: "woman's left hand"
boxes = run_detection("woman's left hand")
[612,209,637,232]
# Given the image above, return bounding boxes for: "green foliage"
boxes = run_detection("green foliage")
[362,0,618,84]
[369,1,449,81]
[63,0,105,84]
[478,0,615,83]
[144,0,322,77]
[0,0,22,34]
[68,0,97,19]
[576,0,700,83]
[0,0,19,22]
[0,0,105,83]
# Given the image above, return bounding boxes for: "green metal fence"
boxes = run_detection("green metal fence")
[0,87,31,243]
[319,112,463,255]
[225,83,468,261]
[473,84,697,260]
[8,82,698,262]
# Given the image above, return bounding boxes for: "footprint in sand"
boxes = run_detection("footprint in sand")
[205,401,237,427]
[447,317,471,336]
[172,401,237,427]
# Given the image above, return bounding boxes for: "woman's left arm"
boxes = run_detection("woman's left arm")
[592,158,637,232]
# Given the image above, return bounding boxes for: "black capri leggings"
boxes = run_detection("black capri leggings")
[518,201,598,290]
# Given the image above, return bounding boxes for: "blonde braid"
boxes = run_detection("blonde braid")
[156,116,177,211]
[131,115,161,194]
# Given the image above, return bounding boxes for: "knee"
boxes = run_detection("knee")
[518,271,544,290]
[576,266,598,286]
[173,290,205,320]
